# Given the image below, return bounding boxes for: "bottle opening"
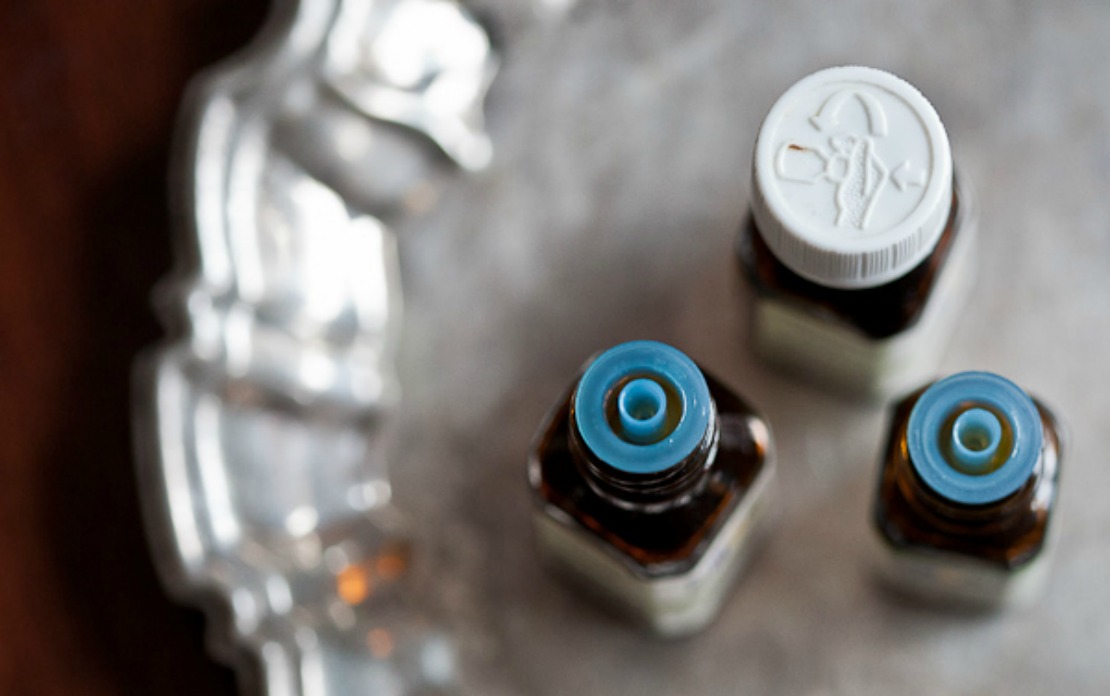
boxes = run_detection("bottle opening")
[949,408,1003,472]
[573,341,712,475]
[907,371,1041,505]
[617,378,669,444]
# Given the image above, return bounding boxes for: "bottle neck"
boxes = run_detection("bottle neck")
[893,375,1057,535]
[894,419,1042,533]
[742,178,964,341]
[569,402,720,512]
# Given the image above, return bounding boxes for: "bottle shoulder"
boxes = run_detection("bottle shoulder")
[529,376,771,574]
[740,178,974,340]
[873,390,1062,570]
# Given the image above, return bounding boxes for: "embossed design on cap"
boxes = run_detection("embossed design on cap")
[752,66,953,289]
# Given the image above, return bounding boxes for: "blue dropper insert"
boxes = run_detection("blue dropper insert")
[950,408,1003,472]
[617,378,669,444]
[907,372,1042,505]
[573,341,712,475]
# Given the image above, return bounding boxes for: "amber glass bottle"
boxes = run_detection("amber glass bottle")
[528,341,774,636]
[738,66,977,398]
[872,372,1063,607]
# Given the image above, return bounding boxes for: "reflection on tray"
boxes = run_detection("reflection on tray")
[133,1,497,693]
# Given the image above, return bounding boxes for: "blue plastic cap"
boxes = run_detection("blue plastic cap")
[573,341,712,475]
[907,372,1042,505]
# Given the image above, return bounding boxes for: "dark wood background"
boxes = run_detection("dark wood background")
[0,2,268,693]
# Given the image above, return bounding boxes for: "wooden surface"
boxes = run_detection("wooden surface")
[0,2,267,693]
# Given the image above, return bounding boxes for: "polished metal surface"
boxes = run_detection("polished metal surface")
[136,1,1110,694]
[134,0,496,693]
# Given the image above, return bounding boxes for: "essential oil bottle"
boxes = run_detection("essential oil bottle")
[871,372,1064,607]
[528,341,774,636]
[738,66,977,398]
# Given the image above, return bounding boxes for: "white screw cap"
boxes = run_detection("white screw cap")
[751,66,953,289]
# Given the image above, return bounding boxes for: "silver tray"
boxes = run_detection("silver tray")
[134,1,1110,694]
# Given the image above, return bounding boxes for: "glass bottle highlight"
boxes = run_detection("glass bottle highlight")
[872,371,1064,607]
[528,341,774,636]
[738,66,977,398]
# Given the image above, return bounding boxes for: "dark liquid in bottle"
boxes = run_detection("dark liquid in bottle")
[872,387,1062,569]
[531,372,771,575]
[738,181,965,340]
